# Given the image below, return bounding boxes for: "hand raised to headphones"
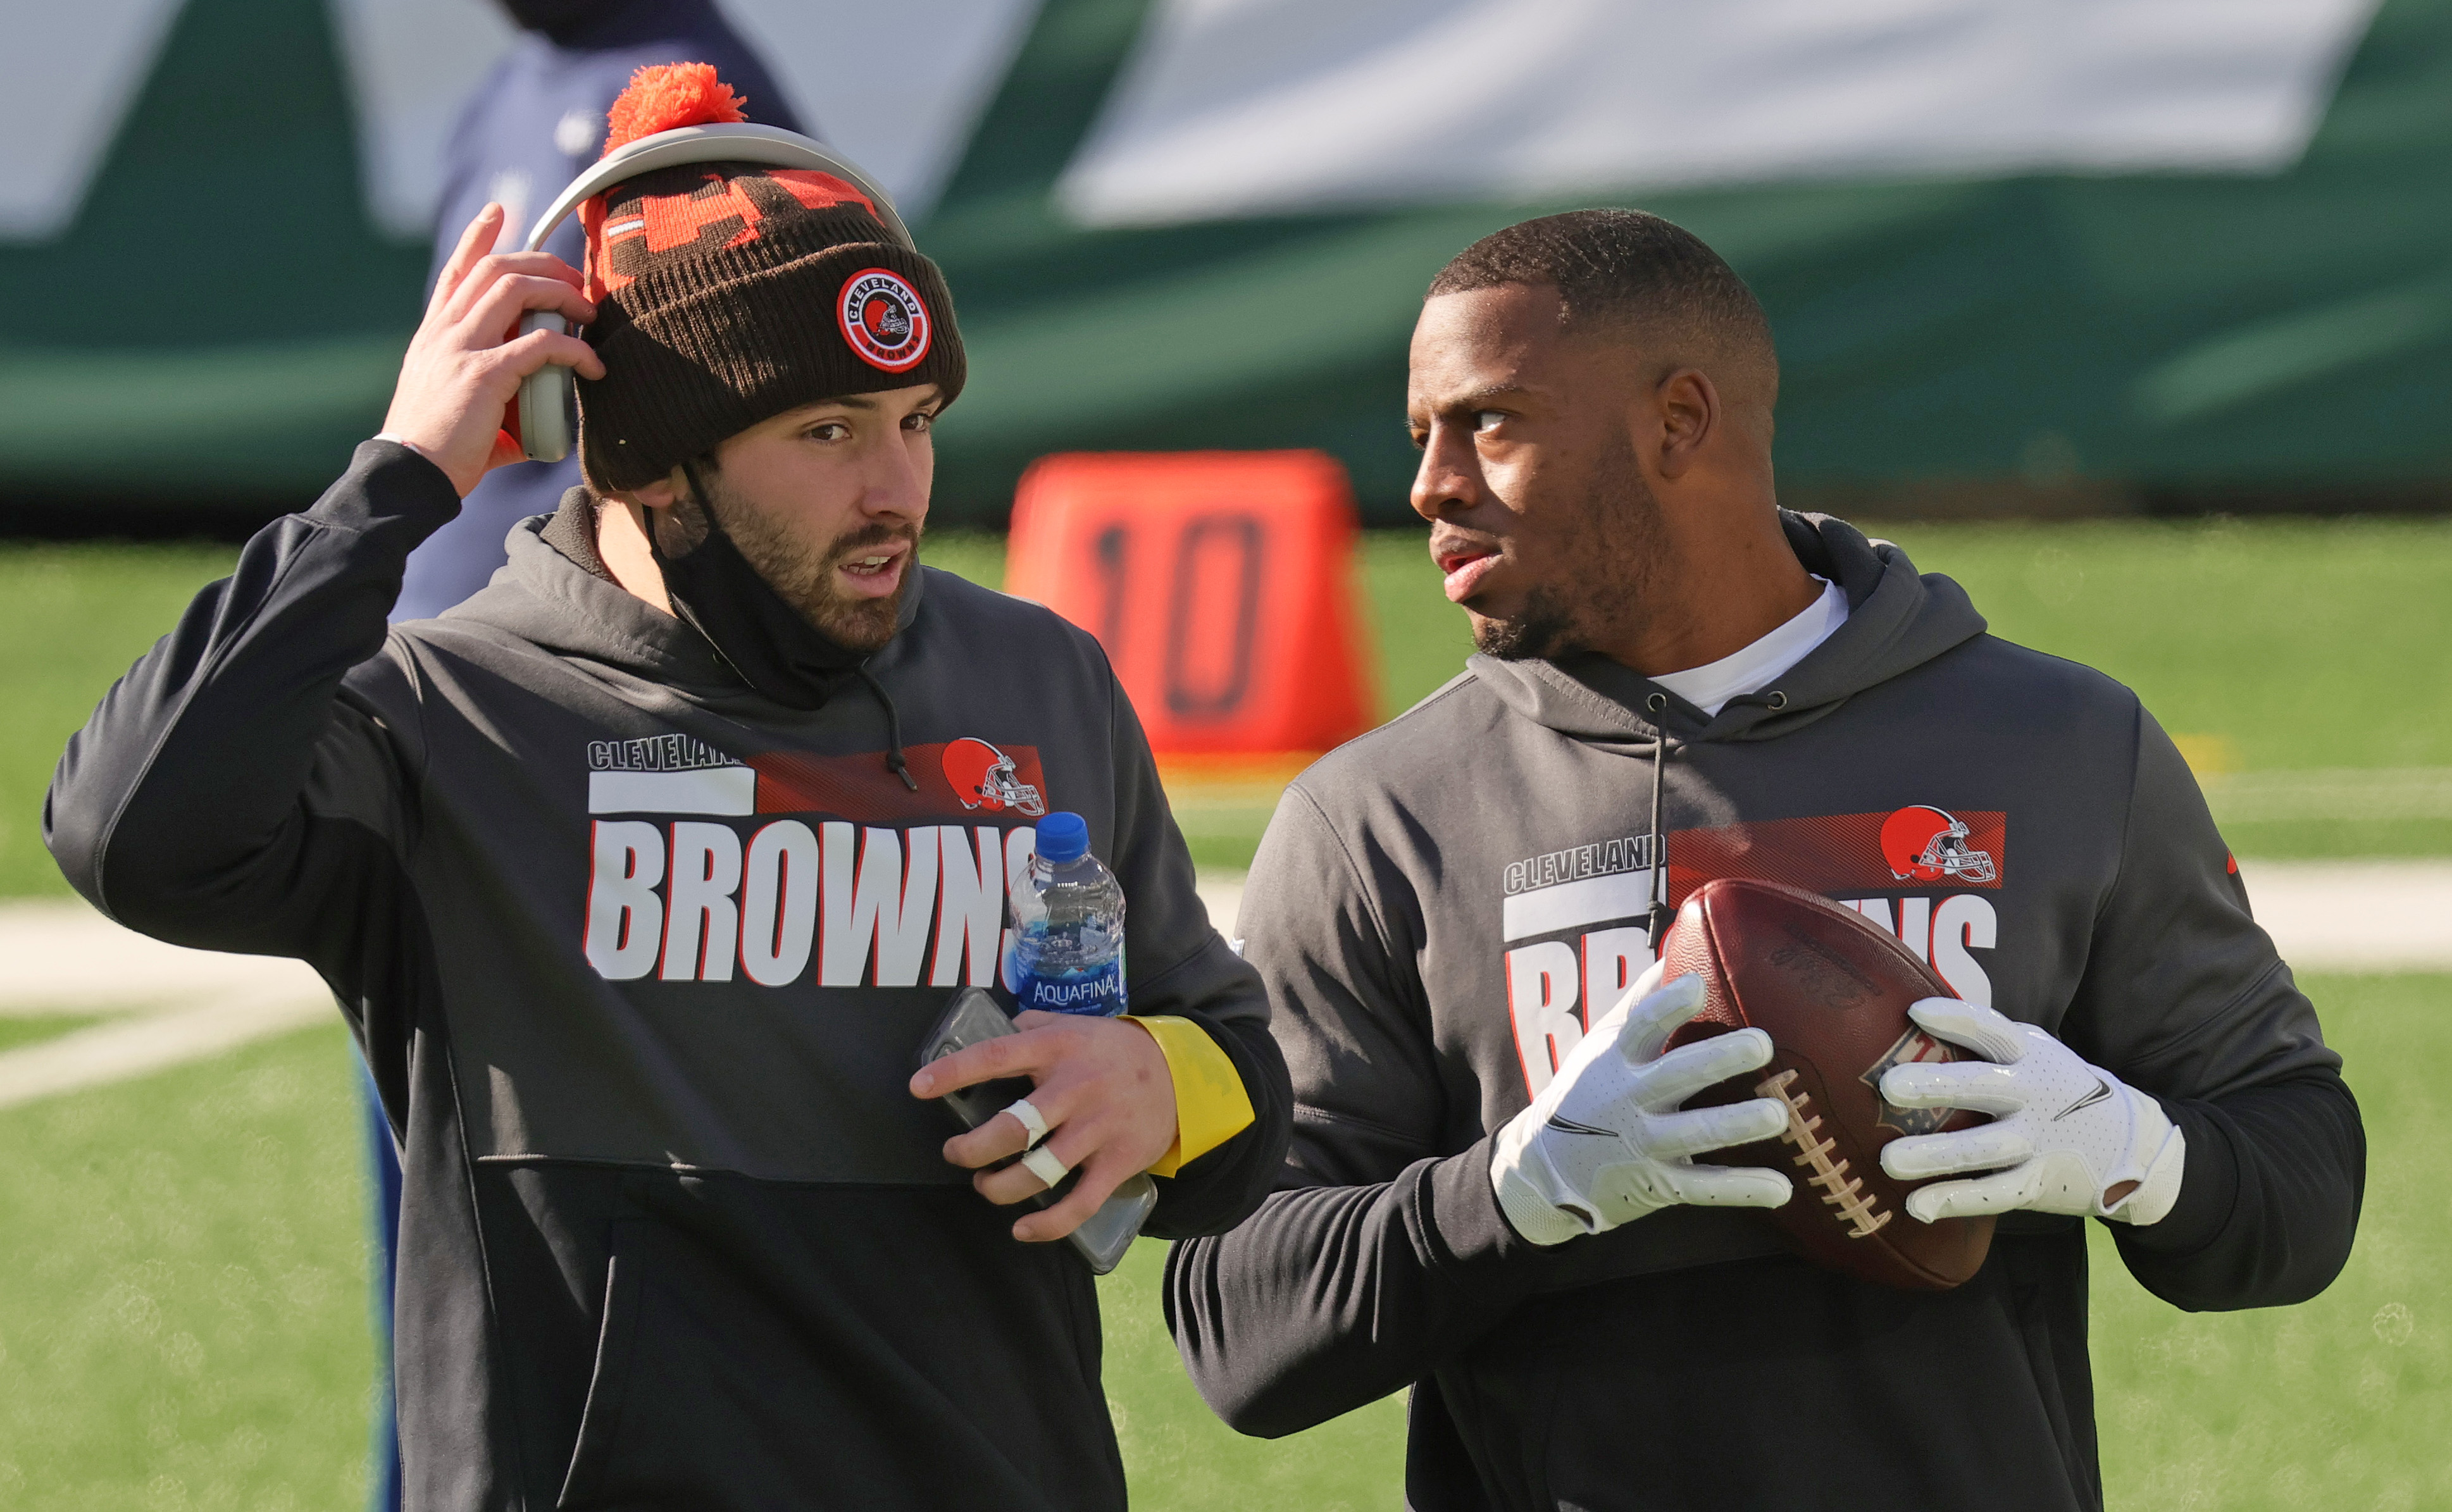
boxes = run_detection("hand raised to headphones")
[380,204,605,497]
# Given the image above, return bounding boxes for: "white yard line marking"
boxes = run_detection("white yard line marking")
[0,984,330,1112]
[1200,861,2452,974]
[0,854,2440,1111]
[2237,859,2452,972]
[0,898,330,1110]
[1195,871,1245,940]
[0,900,323,1013]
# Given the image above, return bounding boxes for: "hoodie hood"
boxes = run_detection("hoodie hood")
[441,494,927,705]
[1469,511,1984,747]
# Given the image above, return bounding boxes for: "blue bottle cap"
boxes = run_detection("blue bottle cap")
[1035,811,1090,863]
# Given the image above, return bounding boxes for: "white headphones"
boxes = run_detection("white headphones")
[511,123,916,464]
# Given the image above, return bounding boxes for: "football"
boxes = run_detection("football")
[1662,877,1996,1291]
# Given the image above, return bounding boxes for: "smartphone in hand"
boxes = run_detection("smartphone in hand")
[917,987,1158,1275]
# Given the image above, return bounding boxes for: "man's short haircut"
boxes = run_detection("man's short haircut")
[1428,209,1777,392]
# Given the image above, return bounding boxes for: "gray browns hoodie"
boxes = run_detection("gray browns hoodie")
[1165,512,2360,1512]
[46,442,1292,1511]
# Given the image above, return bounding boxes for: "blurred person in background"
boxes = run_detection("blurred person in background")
[397,0,805,624]
[371,7,801,1507]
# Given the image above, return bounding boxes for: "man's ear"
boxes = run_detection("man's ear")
[1653,368,1721,481]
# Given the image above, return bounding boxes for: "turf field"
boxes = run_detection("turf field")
[6,515,2449,889]
[0,974,2432,1509]
[0,1013,101,1055]
[0,542,246,897]
[918,518,2452,868]
[0,518,2444,1506]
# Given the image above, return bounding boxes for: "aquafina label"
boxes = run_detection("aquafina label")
[1005,812,1127,1015]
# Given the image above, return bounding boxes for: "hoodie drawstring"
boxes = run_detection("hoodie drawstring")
[1644,693,1676,952]
[857,665,919,791]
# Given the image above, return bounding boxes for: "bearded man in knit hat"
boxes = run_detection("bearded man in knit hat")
[47,65,1288,1511]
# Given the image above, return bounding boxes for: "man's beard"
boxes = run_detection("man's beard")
[1474,583,1578,661]
[1476,443,1665,662]
[690,473,921,654]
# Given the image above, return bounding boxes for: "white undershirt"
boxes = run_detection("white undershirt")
[1648,577,1849,717]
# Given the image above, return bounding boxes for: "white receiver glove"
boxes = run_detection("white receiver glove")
[1491,965,1794,1247]
[1878,998,2186,1227]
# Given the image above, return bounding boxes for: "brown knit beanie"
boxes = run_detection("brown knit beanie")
[573,65,967,492]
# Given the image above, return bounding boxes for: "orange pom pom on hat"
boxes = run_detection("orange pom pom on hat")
[573,63,966,492]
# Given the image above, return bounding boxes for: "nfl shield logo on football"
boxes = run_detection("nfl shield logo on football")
[1860,1026,1960,1137]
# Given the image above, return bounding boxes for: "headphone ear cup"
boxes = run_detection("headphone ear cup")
[516,310,580,463]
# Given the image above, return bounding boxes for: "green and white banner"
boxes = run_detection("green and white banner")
[1,0,2443,518]
[1062,1,2379,223]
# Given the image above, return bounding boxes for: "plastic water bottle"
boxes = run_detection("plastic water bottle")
[1007,812,1128,1016]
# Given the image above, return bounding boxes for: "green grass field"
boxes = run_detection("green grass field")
[0,521,2443,1505]
[943,517,2452,866]
[8,516,2437,889]
[0,542,242,896]
[0,1014,101,1054]
[942,514,2452,767]
[0,974,2432,1509]
[0,1027,377,1509]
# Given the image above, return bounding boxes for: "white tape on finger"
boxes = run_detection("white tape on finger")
[1020,1145,1069,1190]
[1004,1097,1053,1147]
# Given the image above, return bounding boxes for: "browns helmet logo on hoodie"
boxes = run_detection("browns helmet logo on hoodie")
[942,738,1045,816]
[1879,805,1998,884]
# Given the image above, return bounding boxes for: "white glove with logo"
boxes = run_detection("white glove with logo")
[1878,998,2186,1226]
[1491,965,1795,1246]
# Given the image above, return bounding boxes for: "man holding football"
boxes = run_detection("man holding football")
[48,66,1288,1511]
[1166,209,2360,1509]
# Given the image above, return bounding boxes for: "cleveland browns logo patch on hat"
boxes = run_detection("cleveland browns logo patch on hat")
[838,268,931,372]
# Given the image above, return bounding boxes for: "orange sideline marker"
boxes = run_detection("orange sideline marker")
[1005,451,1376,765]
